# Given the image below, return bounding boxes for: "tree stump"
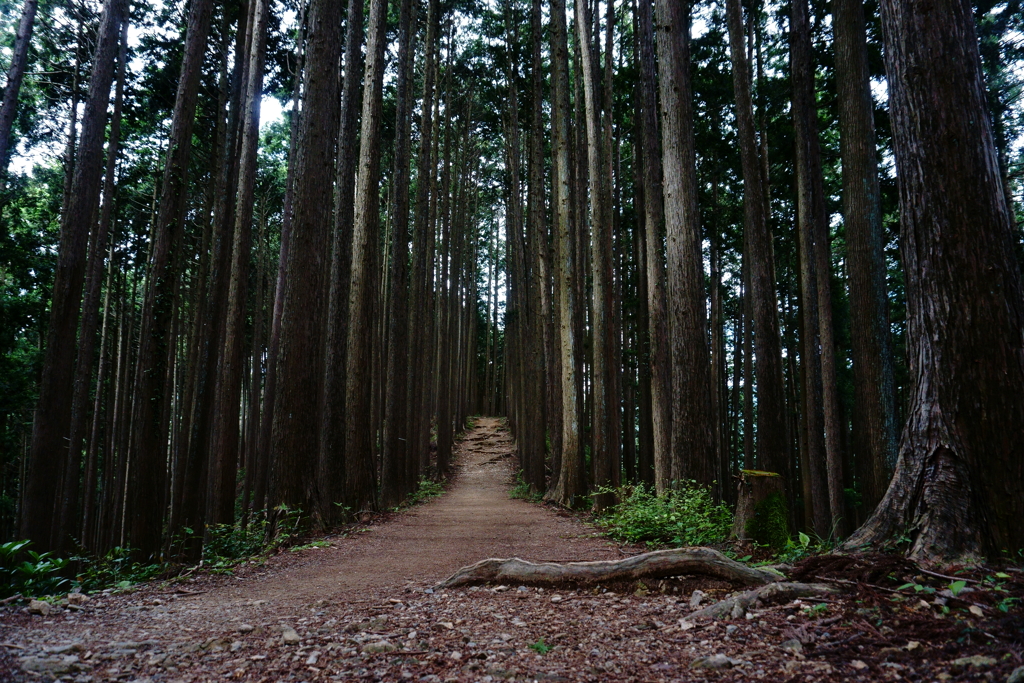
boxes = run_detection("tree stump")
[731,470,788,548]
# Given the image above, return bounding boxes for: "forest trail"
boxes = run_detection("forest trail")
[1,417,624,681]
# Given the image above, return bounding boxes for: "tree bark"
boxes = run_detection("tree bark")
[270,0,344,519]
[656,0,715,488]
[843,0,1024,564]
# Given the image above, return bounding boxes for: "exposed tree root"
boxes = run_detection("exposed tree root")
[435,548,782,589]
[685,581,843,622]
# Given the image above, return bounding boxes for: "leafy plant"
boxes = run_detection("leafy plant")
[406,477,445,507]
[528,638,552,654]
[76,546,163,593]
[0,540,71,598]
[595,482,733,547]
[509,472,543,502]
[290,540,331,552]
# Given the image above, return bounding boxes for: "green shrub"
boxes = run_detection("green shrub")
[0,540,71,598]
[509,472,543,502]
[596,482,733,547]
[76,546,163,592]
[406,477,445,506]
[745,492,789,550]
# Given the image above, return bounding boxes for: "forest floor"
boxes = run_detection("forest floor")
[3,416,1023,682]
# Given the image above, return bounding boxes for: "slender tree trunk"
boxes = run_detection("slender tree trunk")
[344,0,389,511]
[636,0,671,494]
[844,0,1024,564]
[22,0,127,549]
[208,0,269,529]
[0,0,38,179]
[544,0,583,508]
[834,0,898,516]
[54,15,130,550]
[725,0,788,483]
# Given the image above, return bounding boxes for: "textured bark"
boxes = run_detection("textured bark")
[686,582,841,622]
[437,548,781,589]
[724,0,788,482]
[834,0,897,514]
[270,0,343,517]
[656,0,715,488]
[544,0,583,508]
[843,0,1024,564]
[344,0,389,512]
[637,0,670,494]
[0,0,38,178]
[208,0,269,529]
[22,0,126,550]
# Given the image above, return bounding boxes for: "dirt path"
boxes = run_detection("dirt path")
[5,418,1020,682]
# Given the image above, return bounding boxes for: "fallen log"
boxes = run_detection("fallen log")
[684,581,843,622]
[435,547,782,589]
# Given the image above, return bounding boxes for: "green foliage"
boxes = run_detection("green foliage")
[528,638,552,654]
[595,483,733,547]
[290,540,331,552]
[204,522,269,564]
[76,546,163,593]
[745,492,789,550]
[394,477,445,510]
[0,540,70,598]
[509,471,543,502]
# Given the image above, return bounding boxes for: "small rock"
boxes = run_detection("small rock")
[362,641,396,654]
[851,660,869,670]
[678,619,695,631]
[550,595,562,603]
[438,621,455,630]
[230,641,243,652]
[725,625,738,636]
[20,655,79,674]
[44,643,82,654]
[689,590,706,609]
[690,654,736,670]
[952,655,997,669]
[780,639,803,655]
[1007,665,1024,683]
[238,623,254,633]
[28,599,54,616]
[66,592,90,606]
[516,586,529,592]
[305,651,319,665]
[424,588,434,594]
[493,585,509,593]
[730,602,746,619]
[905,641,921,651]
[969,605,985,617]
[450,651,463,661]
[281,627,301,645]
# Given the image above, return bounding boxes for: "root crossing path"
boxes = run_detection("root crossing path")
[1,417,624,681]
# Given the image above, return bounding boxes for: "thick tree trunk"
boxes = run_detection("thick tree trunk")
[21,0,127,550]
[656,0,715,488]
[270,0,344,518]
[843,0,1024,564]
[834,0,898,515]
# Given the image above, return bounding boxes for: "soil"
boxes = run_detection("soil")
[2,417,1023,682]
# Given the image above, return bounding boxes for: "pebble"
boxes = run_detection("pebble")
[66,592,90,606]
[780,639,803,655]
[1008,665,1024,683]
[280,627,301,645]
[19,654,80,674]
[238,623,254,633]
[689,590,706,609]
[952,655,997,669]
[690,654,737,670]
[550,595,562,603]
[28,599,54,616]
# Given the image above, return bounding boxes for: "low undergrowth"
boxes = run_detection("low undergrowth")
[595,482,733,547]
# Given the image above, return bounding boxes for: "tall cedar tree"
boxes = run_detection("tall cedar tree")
[844,0,1024,563]
[0,0,38,178]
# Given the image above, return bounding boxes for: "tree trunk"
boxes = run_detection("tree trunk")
[21,0,127,550]
[0,0,38,178]
[344,0,389,512]
[270,0,344,519]
[724,0,788,488]
[656,0,715,488]
[834,0,898,516]
[843,0,1024,564]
